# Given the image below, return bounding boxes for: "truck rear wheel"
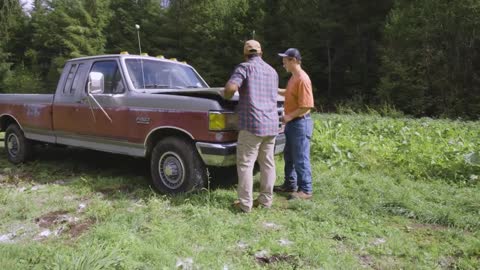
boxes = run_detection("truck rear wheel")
[5,124,32,164]
[150,137,207,194]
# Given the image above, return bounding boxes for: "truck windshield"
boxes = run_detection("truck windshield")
[125,59,208,90]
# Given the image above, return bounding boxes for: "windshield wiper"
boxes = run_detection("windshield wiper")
[144,84,170,89]
[174,85,202,89]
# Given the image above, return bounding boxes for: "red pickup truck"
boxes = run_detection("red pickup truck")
[0,54,285,193]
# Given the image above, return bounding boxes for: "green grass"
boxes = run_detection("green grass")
[0,114,479,269]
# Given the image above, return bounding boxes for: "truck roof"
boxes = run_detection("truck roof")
[68,54,191,66]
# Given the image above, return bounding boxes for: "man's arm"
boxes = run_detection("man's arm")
[224,64,246,100]
[223,82,238,100]
[283,107,311,123]
[278,88,286,96]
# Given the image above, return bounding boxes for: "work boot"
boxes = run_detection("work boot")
[273,184,297,193]
[232,200,251,213]
[288,191,312,200]
[253,198,271,209]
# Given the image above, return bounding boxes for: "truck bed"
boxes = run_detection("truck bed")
[0,94,54,104]
[0,94,54,141]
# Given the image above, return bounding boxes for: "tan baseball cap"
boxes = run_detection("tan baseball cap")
[243,40,262,55]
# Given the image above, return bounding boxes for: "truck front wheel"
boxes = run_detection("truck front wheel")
[150,137,207,194]
[5,124,32,164]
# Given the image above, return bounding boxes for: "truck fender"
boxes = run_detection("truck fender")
[0,114,23,132]
[144,126,195,157]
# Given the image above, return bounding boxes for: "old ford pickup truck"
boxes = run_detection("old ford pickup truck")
[0,54,285,193]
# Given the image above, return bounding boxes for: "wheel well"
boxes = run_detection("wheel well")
[145,128,194,158]
[0,115,19,132]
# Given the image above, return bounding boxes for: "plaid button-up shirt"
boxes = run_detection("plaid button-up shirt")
[228,56,279,136]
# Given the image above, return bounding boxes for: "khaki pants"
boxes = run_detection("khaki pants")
[236,130,276,212]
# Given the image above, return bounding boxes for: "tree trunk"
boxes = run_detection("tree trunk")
[327,40,332,99]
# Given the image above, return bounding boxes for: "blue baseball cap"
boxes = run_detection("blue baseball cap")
[278,48,301,61]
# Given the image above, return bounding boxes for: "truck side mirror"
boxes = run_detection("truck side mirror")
[88,72,104,94]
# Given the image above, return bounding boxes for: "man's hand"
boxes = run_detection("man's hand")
[282,114,294,124]
[278,88,286,96]
[282,108,311,124]
[224,82,238,100]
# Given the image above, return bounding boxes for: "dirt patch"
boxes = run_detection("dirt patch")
[333,234,347,241]
[255,253,298,266]
[34,210,95,239]
[358,255,375,268]
[0,169,34,185]
[35,210,70,228]
[67,218,95,238]
[438,256,456,269]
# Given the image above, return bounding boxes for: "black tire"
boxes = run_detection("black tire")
[4,124,32,164]
[208,166,238,188]
[150,137,207,194]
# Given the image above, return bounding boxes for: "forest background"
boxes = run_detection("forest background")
[1,0,480,119]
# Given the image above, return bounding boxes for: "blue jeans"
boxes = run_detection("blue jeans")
[283,115,313,193]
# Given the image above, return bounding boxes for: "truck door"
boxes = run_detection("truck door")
[84,60,129,141]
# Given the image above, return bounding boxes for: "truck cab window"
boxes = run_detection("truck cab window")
[63,64,78,94]
[90,61,125,94]
[70,63,85,95]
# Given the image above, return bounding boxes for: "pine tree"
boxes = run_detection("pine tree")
[30,0,111,89]
[378,0,480,118]
[0,0,26,92]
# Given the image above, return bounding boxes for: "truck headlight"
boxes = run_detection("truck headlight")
[209,111,238,131]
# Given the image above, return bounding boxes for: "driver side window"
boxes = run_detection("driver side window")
[89,61,125,94]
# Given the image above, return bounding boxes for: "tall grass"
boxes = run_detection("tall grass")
[311,114,480,183]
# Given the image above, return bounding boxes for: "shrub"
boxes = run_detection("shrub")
[311,114,480,183]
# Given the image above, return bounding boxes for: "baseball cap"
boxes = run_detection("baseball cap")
[278,48,302,61]
[243,40,262,55]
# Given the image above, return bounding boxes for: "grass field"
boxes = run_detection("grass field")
[0,114,479,269]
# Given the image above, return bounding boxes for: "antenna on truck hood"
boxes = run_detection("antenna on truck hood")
[135,24,146,90]
[135,24,142,55]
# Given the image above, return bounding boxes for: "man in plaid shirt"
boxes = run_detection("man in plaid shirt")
[224,40,279,212]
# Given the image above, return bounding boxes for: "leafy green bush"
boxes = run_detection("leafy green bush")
[311,114,480,183]
[3,66,45,94]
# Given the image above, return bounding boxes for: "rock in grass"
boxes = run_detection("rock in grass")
[0,233,15,243]
[176,257,193,269]
[278,238,294,246]
[372,238,386,246]
[262,222,282,230]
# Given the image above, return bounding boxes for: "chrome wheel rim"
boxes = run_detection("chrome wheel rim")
[6,133,20,158]
[158,151,185,190]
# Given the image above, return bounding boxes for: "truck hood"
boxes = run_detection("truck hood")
[151,87,285,102]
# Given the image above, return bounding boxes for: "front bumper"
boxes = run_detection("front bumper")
[196,133,286,167]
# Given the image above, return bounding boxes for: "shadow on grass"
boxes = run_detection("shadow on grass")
[0,144,152,198]
[0,144,238,200]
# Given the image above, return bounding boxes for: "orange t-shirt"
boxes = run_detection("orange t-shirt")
[284,70,314,115]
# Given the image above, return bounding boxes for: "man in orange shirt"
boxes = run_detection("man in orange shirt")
[274,48,314,200]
